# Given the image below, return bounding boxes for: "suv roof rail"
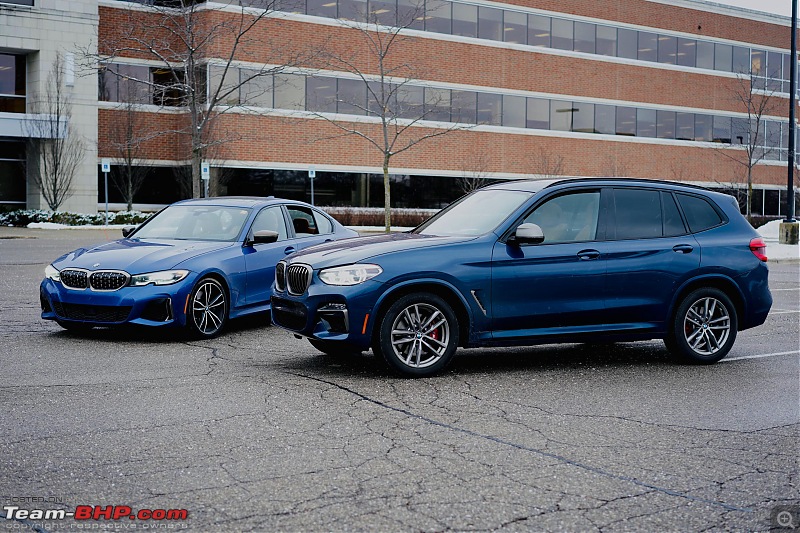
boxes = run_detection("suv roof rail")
[543,177,712,192]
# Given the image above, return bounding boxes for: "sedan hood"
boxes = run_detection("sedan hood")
[287,232,477,268]
[51,239,234,274]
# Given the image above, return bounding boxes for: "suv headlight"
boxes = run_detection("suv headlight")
[129,270,189,287]
[318,264,382,286]
[45,264,61,282]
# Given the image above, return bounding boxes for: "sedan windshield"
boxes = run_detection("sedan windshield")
[133,205,251,242]
[414,189,532,237]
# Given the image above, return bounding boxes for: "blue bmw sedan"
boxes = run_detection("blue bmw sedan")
[271,178,772,377]
[41,197,357,337]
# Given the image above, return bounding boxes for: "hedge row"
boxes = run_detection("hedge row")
[0,210,152,227]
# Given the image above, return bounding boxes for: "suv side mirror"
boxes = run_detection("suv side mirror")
[508,223,545,246]
[251,230,279,245]
[122,226,136,238]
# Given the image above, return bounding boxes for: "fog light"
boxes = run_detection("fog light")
[318,303,349,333]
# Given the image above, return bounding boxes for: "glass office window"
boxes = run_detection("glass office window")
[370,0,397,26]
[751,49,766,76]
[366,81,384,115]
[528,15,550,47]
[712,116,731,143]
[676,38,696,68]
[658,35,677,64]
[306,0,337,17]
[675,113,694,140]
[732,46,750,75]
[617,28,638,60]
[397,0,424,29]
[451,90,477,124]
[696,41,714,69]
[572,101,594,133]
[551,18,573,51]
[765,121,782,149]
[209,65,240,105]
[452,3,477,37]
[656,110,675,139]
[119,64,152,104]
[426,1,451,34]
[782,53,793,92]
[767,51,783,79]
[239,69,273,107]
[731,117,749,145]
[616,106,636,136]
[274,73,305,110]
[339,0,367,20]
[638,32,658,62]
[636,108,657,137]
[306,77,337,112]
[594,104,615,134]
[337,78,366,115]
[694,114,713,142]
[396,84,424,118]
[596,25,616,56]
[424,87,451,121]
[477,92,502,125]
[503,11,527,44]
[551,100,574,131]
[478,6,503,41]
[574,22,595,54]
[526,97,549,129]
[714,43,732,72]
[502,95,525,128]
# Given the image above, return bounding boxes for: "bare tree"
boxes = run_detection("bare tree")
[25,53,87,211]
[458,150,492,194]
[528,146,565,179]
[310,3,473,232]
[90,0,316,199]
[716,73,781,218]
[107,83,152,211]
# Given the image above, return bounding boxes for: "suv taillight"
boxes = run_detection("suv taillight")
[749,237,768,262]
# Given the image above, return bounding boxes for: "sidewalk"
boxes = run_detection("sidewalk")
[757,220,799,263]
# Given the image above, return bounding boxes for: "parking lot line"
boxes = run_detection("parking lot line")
[723,351,800,362]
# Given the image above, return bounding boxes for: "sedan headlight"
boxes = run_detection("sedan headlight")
[45,264,61,282]
[129,270,189,287]
[319,264,383,286]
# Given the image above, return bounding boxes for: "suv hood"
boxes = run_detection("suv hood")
[51,239,233,274]
[287,232,477,268]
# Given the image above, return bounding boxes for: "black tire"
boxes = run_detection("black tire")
[308,338,362,357]
[187,277,228,338]
[56,320,94,332]
[666,288,737,364]
[375,293,459,377]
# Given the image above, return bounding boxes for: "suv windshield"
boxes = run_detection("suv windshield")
[133,205,251,242]
[414,189,532,237]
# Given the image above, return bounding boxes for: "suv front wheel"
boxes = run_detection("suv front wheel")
[667,288,738,364]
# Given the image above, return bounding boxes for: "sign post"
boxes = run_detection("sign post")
[308,167,316,206]
[201,161,210,198]
[101,159,111,225]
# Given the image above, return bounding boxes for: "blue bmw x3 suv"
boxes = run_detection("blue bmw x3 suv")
[271,178,772,377]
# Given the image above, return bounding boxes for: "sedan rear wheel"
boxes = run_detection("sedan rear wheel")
[377,293,459,377]
[187,277,227,338]
[667,288,737,364]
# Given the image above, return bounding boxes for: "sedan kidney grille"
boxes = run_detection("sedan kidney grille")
[60,269,89,289]
[286,264,312,295]
[90,271,129,291]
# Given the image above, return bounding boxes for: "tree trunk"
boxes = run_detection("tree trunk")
[383,155,391,233]
[746,165,753,219]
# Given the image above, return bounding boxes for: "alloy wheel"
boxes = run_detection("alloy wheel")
[390,302,451,369]
[682,296,731,356]
[191,279,226,336]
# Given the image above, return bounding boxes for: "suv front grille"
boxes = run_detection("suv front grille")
[60,269,129,291]
[286,264,312,295]
[275,261,286,292]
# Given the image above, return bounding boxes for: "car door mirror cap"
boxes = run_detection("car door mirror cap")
[122,226,136,238]
[510,223,545,246]
[251,230,279,245]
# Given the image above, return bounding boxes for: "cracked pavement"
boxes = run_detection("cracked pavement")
[0,228,798,531]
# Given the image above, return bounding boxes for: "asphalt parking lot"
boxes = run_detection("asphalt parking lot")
[1,227,798,532]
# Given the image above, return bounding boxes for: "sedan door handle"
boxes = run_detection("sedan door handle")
[577,249,601,261]
[324,239,333,243]
[283,246,295,255]
[672,244,694,254]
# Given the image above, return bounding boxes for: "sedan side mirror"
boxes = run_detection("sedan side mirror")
[508,223,545,246]
[122,226,136,238]
[251,230,279,245]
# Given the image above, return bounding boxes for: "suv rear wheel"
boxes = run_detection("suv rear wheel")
[666,288,737,364]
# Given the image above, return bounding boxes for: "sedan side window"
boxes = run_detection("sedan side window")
[251,206,288,241]
[524,191,600,243]
[312,209,334,234]
[287,206,319,236]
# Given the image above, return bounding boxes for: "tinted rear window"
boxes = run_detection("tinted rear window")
[677,194,723,233]
[662,192,687,237]
[613,188,662,240]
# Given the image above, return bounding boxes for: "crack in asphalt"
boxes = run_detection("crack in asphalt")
[286,371,755,514]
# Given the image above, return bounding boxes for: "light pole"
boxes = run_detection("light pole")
[780,0,799,244]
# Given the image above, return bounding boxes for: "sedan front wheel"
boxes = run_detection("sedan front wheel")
[187,277,228,338]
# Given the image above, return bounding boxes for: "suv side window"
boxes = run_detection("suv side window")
[676,194,723,233]
[612,188,662,240]
[286,205,319,236]
[524,191,600,243]
[662,192,688,237]
[251,206,288,241]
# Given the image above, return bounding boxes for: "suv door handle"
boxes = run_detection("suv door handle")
[284,246,295,255]
[577,249,601,260]
[672,244,694,254]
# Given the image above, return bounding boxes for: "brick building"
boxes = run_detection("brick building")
[2,0,799,215]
